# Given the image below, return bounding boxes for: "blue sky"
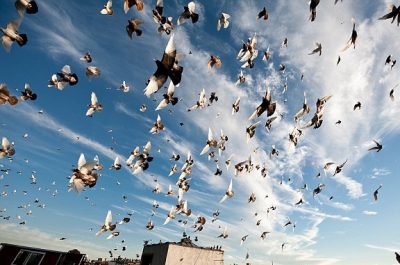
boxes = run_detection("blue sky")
[1,0,400,264]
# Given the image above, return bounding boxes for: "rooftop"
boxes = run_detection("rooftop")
[144,238,224,253]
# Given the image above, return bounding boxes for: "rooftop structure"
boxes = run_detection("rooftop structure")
[140,238,224,265]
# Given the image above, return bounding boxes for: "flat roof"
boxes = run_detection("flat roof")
[144,240,224,253]
[0,243,85,256]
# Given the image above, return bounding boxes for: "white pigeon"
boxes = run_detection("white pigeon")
[96,210,116,236]
[86,92,103,117]
[200,128,218,155]
[220,179,234,203]
[100,0,113,15]
[163,207,176,225]
[217,12,230,31]
[120,81,129,93]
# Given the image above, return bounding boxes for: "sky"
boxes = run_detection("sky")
[1,0,400,264]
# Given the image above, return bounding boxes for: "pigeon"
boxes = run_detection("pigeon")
[208,55,222,69]
[86,66,101,78]
[385,55,397,70]
[188,88,206,111]
[124,0,144,14]
[69,154,103,192]
[144,34,183,97]
[177,2,199,25]
[333,159,347,176]
[15,0,38,15]
[289,127,302,146]
[337,56,341,65]
[200,128,218,155]
[262,46,271,61]
[20,84,37,101]
[163,207,176,225]
[80,52,92,63]
[126,19,143,38]
[260,231,270,240]
[308,42,322,56]
[100,0,113,15]
[48,65,78,90]
[127,141,153,174]
[152,0,174,35]
[110,157,121,170]
[257,7,268,21]
[86,92,103,117]
[281,38,288,48]
[373,185,382,201]
[248,193,256,203]
[120,81,130,93]
[217,13,230,31]
[378,4,400,26]
[241,235,249,245]
[218,226,228,239]
[341,18,358,51]
[96,210,117,236]
[309,0,320,22]
[249,87,276,120]
[395,251,400,263]
[0,84,18,105]
[220,179,234,203]
[232,97,240,114]
[106,231,120,240]
[149,115,165,134]
[146,220,154,230]
[1,19,28,52]
[156,81,178,110]
[246,121,261,142]
[353,101,361,110]
[368,140,382,152]
[313,183,325,197]
[301,95,332,129]
[265,116,277,132]
[235,71,246,86]
[294,92,311,121]
[0,137,15,158]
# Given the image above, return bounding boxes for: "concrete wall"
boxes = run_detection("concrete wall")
[165,245,224,265]
[140,243,168,265]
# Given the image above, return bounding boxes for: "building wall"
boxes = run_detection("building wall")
[140,244,169,265]
[165,245,224,265]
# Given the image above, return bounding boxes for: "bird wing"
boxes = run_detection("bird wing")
[188,1,196,13]
[219,194,229,203]
[227,178,233,193]
[166,81,175,95]
[143,141,151,155]
[105,210,112,226]
[77,153,86,170]
[2,137,10,149]
[91,92,98,105]
[156,99,168,111]
[61,65,71,74]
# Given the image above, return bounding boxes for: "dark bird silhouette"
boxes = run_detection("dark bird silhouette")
[333,159,347,176]
[309,0,320,22]
[395,252,400,263]
[342,18,357,51]
[378,4,400,26]
[353,101,361,110]
[249,87,276,120]
[257,7,268,21]
[126,19,142,38]
[373,185,382,201]
[368,140,382,152]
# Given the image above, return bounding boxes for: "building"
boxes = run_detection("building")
[140,238,224,265]
[0,243,85,265]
